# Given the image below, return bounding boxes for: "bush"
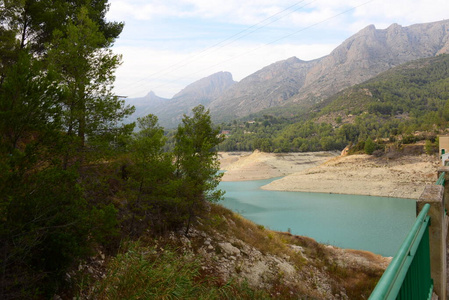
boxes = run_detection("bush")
[89,241,269,299]
[364,138,376,155]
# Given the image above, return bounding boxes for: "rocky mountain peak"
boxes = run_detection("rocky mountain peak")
[129,20,449,125]
[173,71,236,100]
[145,91,157,98]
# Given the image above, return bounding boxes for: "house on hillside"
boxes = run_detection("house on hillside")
[439,135,449,165]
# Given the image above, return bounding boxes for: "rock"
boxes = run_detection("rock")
[180,236,191,247]
[289,245,304,253]
[218,242,241,256]
[277,261,296,277]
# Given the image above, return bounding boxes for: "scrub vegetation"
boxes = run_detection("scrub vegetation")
[218,55,449,154]
[1,0,444,298]
[79,204,385,300]
[0,1,222,298]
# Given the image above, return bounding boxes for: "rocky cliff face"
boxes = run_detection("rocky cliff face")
[209,20,449,121]
[293,20,449,105]
[129,20,449,126]
[208,57,318,120]
[173,71,236,102]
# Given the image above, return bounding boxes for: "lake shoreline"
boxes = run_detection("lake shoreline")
[219,151,440,199]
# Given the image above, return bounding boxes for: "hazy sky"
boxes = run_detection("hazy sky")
[106,0,449,99]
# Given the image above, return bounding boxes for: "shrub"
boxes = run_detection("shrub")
[364,138,376,155]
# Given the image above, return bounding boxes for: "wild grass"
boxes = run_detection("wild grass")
[201,204,297,258]
[78,203,384,299]
[86,241,270,300]
[202,204,384,299]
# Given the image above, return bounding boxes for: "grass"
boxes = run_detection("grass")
[200,204,296,258]
[83,241,270,300]
[201,204,385,299]
[76,203,385,299]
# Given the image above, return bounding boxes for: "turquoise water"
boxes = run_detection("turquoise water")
[219,178,416,257]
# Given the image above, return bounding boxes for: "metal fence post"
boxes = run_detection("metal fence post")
[418,184,446,300]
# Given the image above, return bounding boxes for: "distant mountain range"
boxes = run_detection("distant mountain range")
[126,20,449,128]
[125,71,236,127]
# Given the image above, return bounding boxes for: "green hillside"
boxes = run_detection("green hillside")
[219,54,449,153]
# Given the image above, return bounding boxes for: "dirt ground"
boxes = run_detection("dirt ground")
[219,151,440,199]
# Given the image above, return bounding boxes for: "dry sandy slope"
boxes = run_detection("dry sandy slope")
[219,151,440,199]
[219,150,339,181]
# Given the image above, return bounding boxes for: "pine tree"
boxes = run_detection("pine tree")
[174,105,225,235]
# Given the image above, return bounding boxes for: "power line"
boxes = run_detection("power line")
[138,0,376,96]
[114,0,315,96]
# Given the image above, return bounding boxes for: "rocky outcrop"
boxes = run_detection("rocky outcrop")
[208,57,317,121]
[130,20,449,125]
[209,20,449,121]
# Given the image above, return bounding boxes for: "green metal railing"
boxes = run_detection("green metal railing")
[436,171,445,186]
[437,161,449,185]
[369,203,433,300]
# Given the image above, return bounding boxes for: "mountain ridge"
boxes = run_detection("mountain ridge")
[125,71,236,127]
[127,19,449,127]
[209,19,449,121]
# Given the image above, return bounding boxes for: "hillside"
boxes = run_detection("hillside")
[76,203,387,299]
[218,54,449,153]
[126,71,236,128]
[316,54,449,121]
[210,20,449,121]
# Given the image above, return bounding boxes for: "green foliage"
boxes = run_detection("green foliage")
[125,114,180,236]
[425,139,438,155]
[0,166,93,297]
[90,241,269,300]
[0,51,61,155]
[175,105,225,234]
[46,6,134,155]
[0,1,132,298]
[219,54,449,153]
[119,109,225,236]
[364,138,376,155]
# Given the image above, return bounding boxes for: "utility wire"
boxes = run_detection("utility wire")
[115,0,315,96]
[144,0,375,95]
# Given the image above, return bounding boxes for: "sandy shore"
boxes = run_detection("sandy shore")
[219,151,440,199]
[219,150,339,181]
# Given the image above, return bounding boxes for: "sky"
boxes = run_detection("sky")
[106,0,449,99]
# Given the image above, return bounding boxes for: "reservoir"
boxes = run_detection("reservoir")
[219,178,416,257]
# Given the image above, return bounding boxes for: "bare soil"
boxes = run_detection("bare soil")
[220,151,440,199]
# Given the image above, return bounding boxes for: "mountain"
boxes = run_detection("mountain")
[293,21,449,104]
[128,20,449,127]
[208,57,318,121]
[124,91,170,125]
[218,54,449,153]
[126,71,236,128]
[209,20,449,122]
